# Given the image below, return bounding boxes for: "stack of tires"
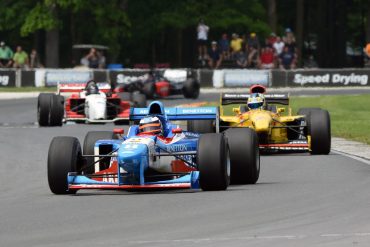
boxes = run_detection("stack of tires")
[38,93,64,127]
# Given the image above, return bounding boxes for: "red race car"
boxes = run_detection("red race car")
[114,69,200,99]
[37,80,146,126]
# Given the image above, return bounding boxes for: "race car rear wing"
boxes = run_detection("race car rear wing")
[57,82,111,94]
[129,107,219,121]
[221,93,290,106]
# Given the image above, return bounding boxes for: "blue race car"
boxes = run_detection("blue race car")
[47,101,260,194]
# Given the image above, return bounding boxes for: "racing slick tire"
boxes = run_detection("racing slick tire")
[224,128,260,184]
[132,92,147,107]
[197,133,230,191]
[187,120,214,133]
[142,82,155,99]
[37,93,53,126]
[118,92,132,101]
[307,109,331,155]
[49,94,64,126]
[183,78,200,99]
[83,131,117,174]
[48,136,83,194]
[297,107,323,137]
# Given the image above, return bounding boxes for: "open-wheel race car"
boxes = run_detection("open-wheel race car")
[114,69,200,99]
[47,101,260,194]
[37,80,146,126]
[188,85,331,154]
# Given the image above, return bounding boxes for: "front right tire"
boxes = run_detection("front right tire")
[197,133,230,191]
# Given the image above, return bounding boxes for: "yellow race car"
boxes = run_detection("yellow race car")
[188,85,331,154]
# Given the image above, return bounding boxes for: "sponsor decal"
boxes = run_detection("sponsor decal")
[167,144,188,152]
[45,70,92,86]
[0,75,9,86]
[293,73,368,86]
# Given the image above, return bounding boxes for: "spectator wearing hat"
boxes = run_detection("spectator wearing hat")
[0,41,14,68]
[13,45,29,69]
[207,41,222,69]
[230,33,243,58]
[247,32,260,50]
[197,19,209,60]
[283,28,296,43]
[267,32,277,47]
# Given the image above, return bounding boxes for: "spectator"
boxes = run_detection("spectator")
[235,50,248,68]
[247,32,260,50]
[13,46,29,69]
[218,33,230,60]
[97,50,106,69]
[267,32,277,47]
[283,27,296,43]
[279,46,296,69]
[364,42,370,66]
[230,33,243,57]
[197,19,209,60]
[29,49,43,68]
[0,41,13,68]
[260,46,275,69]
[273,36,285,56]
[247,46,259,68]
[83,48,99,68]
[207,41,222,69]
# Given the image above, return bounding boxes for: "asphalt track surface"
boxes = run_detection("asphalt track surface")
[1,92,370,246]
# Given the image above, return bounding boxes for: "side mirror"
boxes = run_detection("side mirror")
[233,108,241,114]
[172,128,183,134]
[113,128,124,135]
[277,108,285,114]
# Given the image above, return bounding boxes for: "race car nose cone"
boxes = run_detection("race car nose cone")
[118,144,148,173]
[250,112,272,133]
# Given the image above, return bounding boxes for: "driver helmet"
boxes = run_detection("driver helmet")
[139,116,163,135]
[86,81,99,95]
[247,93,265,110]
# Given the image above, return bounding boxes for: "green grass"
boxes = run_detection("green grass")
[0,87,56,92]
[290,94,370,145]
[206,94,370,145]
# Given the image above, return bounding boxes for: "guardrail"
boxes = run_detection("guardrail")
[1,68,370,88]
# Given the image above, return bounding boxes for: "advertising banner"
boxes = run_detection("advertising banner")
[0,70,16,87]
[45,70,93,86]
[223,69,270,87]
[286,69,370,87]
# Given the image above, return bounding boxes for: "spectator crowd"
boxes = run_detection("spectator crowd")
[0,41,42,69]
[197,20,312,70]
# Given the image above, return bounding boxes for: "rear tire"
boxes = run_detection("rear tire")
[224,128,260,184]
[183,78,200,99]
[132,93,147,107]
[83,131,117,174]
[48,137,83,194]
[197,133,229,191]
[37,93,53,126]
[49,94,64,126]
[308,109,331,154]
[143,82,155,99]
[187,120,214,133]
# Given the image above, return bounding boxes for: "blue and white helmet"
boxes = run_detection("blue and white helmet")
[247,93,265,110]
